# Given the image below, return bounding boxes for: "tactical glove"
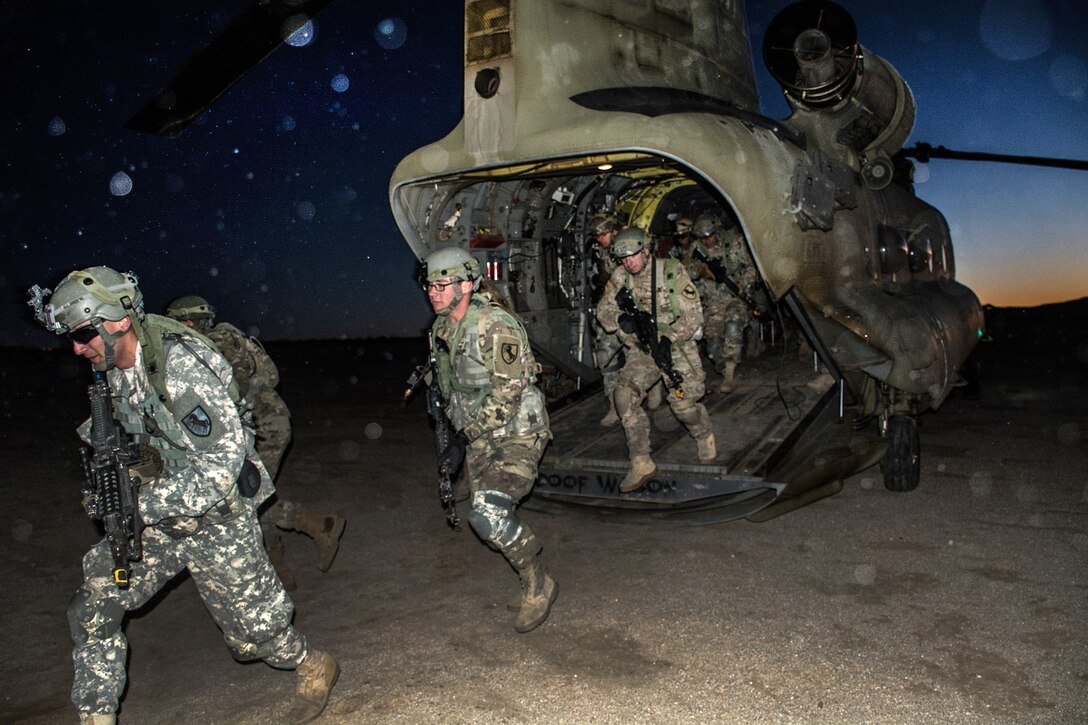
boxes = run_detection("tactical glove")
[618,313,638,334]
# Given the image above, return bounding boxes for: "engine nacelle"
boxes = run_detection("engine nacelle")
[763,0,915,187]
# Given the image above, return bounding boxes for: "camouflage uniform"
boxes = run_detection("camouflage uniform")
[690,215,759,391]
[722,224,765,350]
[591,245,624,402]
[429,288,556,631]
[207,322,291,475]
[678,239,736,372]
[597,257,714,466]
[205,321,345,586]
[718,226,759,365]
[69,316,308,716]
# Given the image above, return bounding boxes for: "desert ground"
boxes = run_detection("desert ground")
[2,302,1086,724]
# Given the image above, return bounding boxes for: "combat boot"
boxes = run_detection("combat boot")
[514,559,559,633]
[79,714,116,725]
[267,533,297,592]
[599,396,620,427]
[619,455,657,493]
[696,431,717,463]
[296,510,347,573]
[717,362,737,394]
[288,649,339,725]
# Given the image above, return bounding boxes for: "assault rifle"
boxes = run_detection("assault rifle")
[691,247,761,313]
[404,359,463,531]
[615,286,684,399]
[80,370,144,588]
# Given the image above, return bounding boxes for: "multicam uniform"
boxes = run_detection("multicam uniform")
[677,239,735,373]
[591,244,624,400]
[207,322,290,475]
[429,289,551,571]
[717,227,759,365]
[206,322,328,559]
[597,259,713,459]
[69,315,306,715]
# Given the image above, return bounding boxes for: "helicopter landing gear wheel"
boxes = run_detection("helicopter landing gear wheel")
[881,415,920,492]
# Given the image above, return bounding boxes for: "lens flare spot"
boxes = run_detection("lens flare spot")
[375,17,407,49]
[109,171,133,197]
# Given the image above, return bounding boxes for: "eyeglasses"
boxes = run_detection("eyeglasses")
[67,326,100,344]
[424,280,454,292]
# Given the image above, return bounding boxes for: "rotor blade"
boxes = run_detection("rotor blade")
[126,0,336,136]
[901,142,1088,172]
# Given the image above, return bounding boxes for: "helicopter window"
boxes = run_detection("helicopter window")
[466,0,512,63]
[908,234,934,275]
[877,224,909,276]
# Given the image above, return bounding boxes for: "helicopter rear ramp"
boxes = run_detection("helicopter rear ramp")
[528,343,874,524]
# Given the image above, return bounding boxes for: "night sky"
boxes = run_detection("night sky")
[3,0,1087,349]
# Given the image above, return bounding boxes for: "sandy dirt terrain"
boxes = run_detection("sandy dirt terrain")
[2,303,1086,724]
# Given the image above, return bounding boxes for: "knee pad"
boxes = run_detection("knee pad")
[68,586,124,646]
[467,490,521,548]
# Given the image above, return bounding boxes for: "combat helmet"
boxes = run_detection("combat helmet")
[423,247,480,285]
[423,247,481,315]
[27,266,144,372]
[166,295,216,325]
[588,213,618,236]
[610,227,651,259]
[675,217,693,235]
[29,266,143,335]
[692,213,720,239]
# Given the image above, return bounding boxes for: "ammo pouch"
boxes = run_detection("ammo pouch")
[236,458,261,498]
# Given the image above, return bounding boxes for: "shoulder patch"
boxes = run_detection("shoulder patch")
[172,388,227,450]
[493,333,522,377]
[181,405,213,437]
[682,284,698,300]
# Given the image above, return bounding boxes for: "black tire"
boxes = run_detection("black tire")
[881,415,920,492]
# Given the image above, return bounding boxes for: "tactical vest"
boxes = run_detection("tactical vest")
[430,295,548,438]
[109,317,268,527]
[624,258,683,336]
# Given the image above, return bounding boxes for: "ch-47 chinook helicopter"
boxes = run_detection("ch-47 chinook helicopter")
[388,0,984,522]
[128,0,1086,522]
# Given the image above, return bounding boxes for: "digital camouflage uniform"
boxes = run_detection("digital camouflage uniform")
[69,315,308,716]
[597,257,715,476]
[429,288,556,632]
[205,322,345,587]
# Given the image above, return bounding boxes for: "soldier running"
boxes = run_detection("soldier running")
[596,228,718,493]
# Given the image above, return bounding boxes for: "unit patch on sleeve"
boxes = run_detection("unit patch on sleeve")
[182,406,212,437]
[494,334,522,377]
[172,388,227,450]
